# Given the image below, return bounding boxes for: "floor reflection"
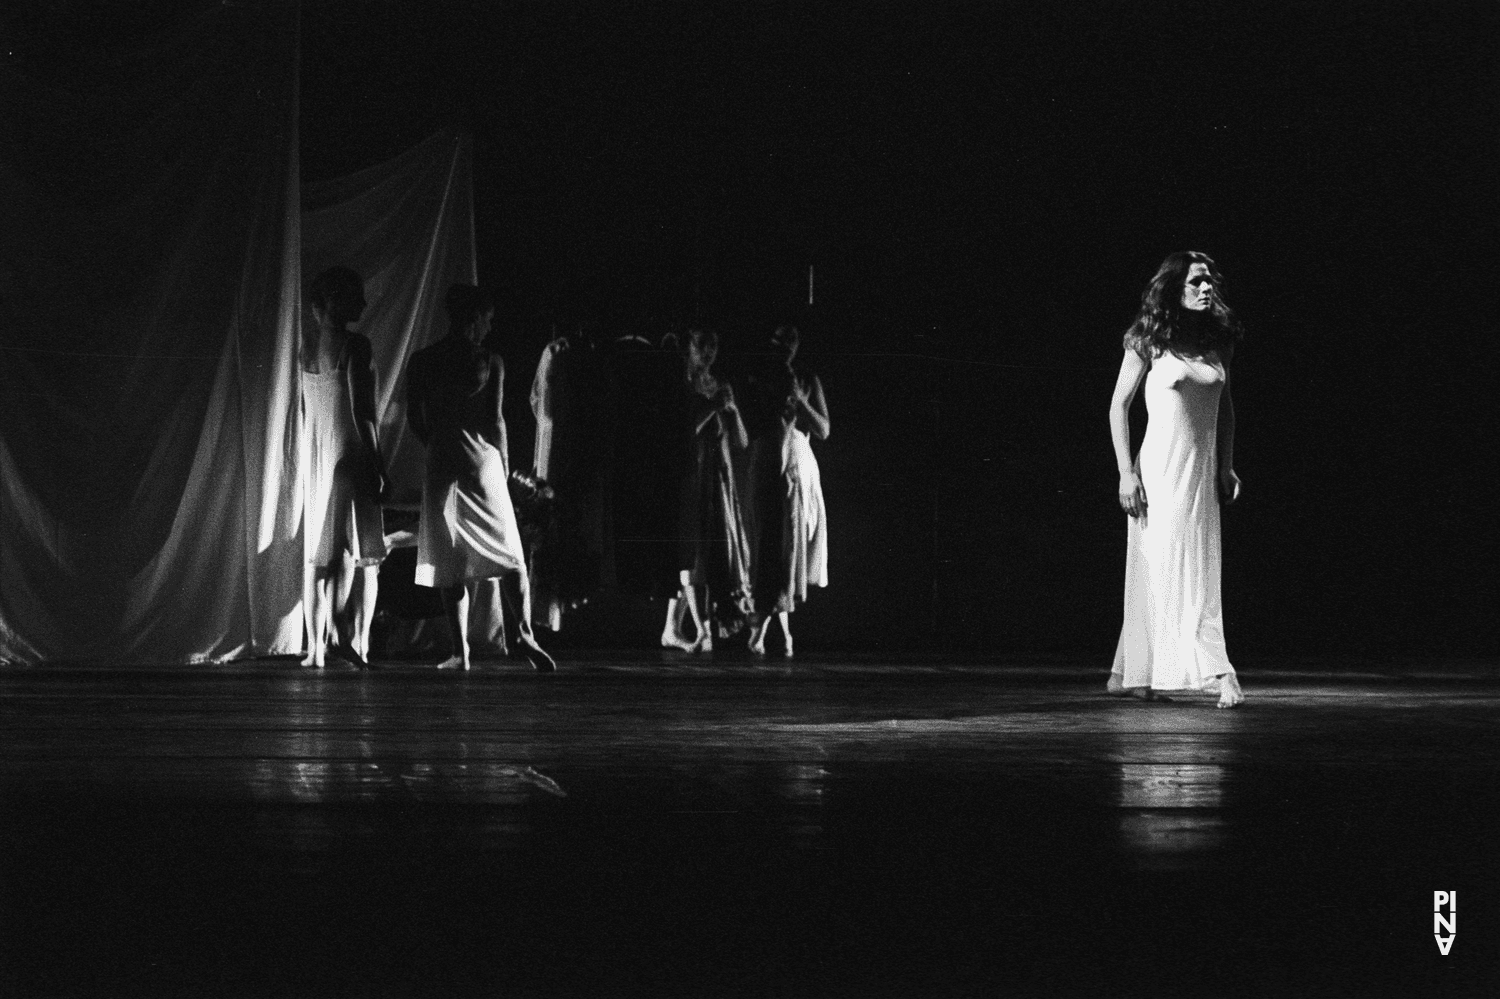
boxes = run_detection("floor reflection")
[777,761,831,846]
[241,675,564,852]
[1108,712,1238,869]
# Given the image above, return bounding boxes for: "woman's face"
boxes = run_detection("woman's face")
[691,335,716,368]
[771,327,799,363]
[1180,262,1215,312]
[315,286,366,329]
[468,309,494,344]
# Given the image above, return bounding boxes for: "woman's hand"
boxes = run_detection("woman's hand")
[1118,470,1148,518]
[1218,467,1242,505]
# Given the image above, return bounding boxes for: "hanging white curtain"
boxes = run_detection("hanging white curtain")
[300,131,478,506]
[0,2,302,664]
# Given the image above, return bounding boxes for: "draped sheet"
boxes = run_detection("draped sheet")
[0,3,302,664]
[301,131,477,507]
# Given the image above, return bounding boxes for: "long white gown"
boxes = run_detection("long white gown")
[1111,349,1235,691]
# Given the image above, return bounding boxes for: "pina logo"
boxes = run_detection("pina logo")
[1434,891,1456,955]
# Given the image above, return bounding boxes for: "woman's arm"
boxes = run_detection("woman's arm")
[1110,348,1150,517]
[722,385,750,451]
[793,375,831,440]
[1216,344,1240,504]
[691,389,722,436]
[489,355,509,474]
[346,335,387,498]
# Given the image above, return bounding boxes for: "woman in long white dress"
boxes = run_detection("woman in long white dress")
[1108,252,1245,708]
[405,284,554,672]
[301,267,387,669]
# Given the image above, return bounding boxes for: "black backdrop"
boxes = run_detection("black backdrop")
[299,0,1497,659]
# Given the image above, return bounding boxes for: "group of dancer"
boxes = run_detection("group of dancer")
[297,269,830,672]
[299,273,552,672]
[655,323,830,657]
[298,249,1246,709]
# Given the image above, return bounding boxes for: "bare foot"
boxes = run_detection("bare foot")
[1215,673,1244,709]
[512,635,556,673]
[300,652,320,668]
[661,631,696,651]
[782,635,793,659]
[436,655,466,671]
[1106,673,1127,696]
[689,634,713,654]
[332,641,368,670]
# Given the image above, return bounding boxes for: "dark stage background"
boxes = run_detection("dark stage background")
[299,0,1495,660]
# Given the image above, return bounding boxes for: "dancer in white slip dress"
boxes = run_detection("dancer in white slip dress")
[1108,252,1245,708]
[744,325,830,658]
[301,267,387,669]
[405,284,554,672]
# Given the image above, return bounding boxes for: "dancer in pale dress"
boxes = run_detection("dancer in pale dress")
[744,325,830,658]
[301,267,387,668]
[659,328,753,653]
[1108,252,1245,708]
[405,284,554,672]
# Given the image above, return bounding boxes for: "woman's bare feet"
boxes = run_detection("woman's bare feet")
[781,634,793,659]
[436,655,466,671]
[688,633,713,654]
[1215,672,1244,709]
[300,652,322,669]
[747,618,770,656]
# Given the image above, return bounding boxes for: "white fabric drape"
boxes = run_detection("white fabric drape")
[0,2,302,665]
[301,131,478,506]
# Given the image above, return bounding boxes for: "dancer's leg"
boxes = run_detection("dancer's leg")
[685,585,712,653]
[301,564,321,667]
[777,611,793,658]
[439,584,469,670]
[747,614,771,656]
[312,573,335,668]
[662,595,695,650]
[353,564,379,662]
[500,571,555,672]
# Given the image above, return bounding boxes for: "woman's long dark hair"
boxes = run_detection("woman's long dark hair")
[1123,251,1244,358]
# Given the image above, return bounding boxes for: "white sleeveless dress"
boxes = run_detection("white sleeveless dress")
[1111,349,1235,691]
[301,343,387,569]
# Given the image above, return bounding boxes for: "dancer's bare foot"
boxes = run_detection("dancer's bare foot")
[331,640,368,670]
[1106,673,1127,696]
[436,655,466,671]
[661,630,696,651]
[300,653,322,669]
[688,634,713,654]
[747,619,770,656]
[781,635,793,659]
[512,635,556,673]
[1215,672,1244,709]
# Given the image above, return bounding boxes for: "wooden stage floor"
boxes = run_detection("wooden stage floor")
[2,654,1496,997]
